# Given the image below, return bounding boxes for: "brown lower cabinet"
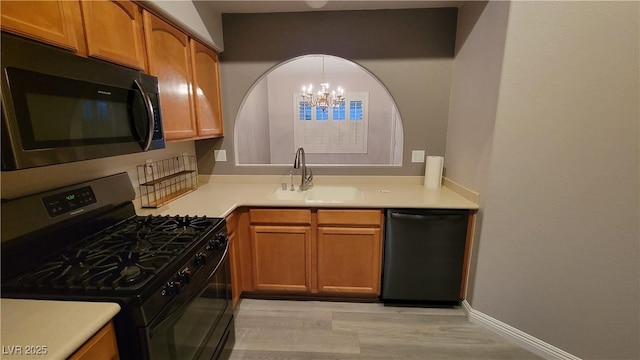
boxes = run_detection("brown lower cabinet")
[317,226,381,295]
[226,211,242,307]
[229,208,383,300]
[251,224,312,292]
[317,209,383,296]
[68,321,119,360]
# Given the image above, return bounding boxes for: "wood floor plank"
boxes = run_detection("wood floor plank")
[229,349,393,360]
[235,309,332,330]
[229,299,541,360]
[237,298,466,316]
[332,311,502,345]
[233,328,360,353]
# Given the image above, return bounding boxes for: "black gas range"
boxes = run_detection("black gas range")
[1,173,234,360]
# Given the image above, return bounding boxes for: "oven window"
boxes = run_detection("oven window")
[148,256,230,360]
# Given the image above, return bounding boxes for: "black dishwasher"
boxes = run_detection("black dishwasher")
[382,209,469,304]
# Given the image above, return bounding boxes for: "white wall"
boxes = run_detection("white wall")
[450,1,639,358]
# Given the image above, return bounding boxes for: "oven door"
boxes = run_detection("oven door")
[146,248,233,360]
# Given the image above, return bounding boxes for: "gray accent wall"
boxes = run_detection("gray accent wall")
[448,1,639,359]
[196,9,457,175]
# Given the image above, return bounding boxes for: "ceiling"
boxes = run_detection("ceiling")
[204,1,464,13]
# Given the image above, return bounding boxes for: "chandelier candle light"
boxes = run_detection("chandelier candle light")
[301,57,345,110]
[301,83,345,109]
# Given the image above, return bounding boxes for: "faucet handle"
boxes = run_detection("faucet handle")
[305,168,313,185]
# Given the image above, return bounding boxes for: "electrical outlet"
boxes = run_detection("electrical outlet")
[411,150,425,163]
[214,150,227,162]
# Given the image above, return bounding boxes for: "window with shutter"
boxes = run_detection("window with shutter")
[294,93,368,154]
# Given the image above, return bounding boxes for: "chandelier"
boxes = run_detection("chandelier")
[301,57,345,110]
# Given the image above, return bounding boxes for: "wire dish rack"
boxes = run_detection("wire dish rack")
[137,155,198,208]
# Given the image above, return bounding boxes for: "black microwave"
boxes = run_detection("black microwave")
[1,33,165,171]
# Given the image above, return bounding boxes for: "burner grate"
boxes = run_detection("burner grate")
[4,215,219,292]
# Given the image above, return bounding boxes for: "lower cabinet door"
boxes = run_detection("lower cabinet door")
[228,230,242,307]
[68,321,119,360]
[317,227,382,295]
[251,225,312,292]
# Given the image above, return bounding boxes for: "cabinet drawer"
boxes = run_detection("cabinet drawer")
[250,209,311,225]
[317,209,382,226]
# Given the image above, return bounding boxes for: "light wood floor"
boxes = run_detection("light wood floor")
[228,299,541,360]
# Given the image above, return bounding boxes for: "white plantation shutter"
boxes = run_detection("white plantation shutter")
[293,92,368,153]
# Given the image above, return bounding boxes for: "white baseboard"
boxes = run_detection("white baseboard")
[461,300,581,360]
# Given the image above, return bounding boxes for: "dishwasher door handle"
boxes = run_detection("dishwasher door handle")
[389,212,466,221]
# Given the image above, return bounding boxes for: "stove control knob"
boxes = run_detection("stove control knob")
[176,268,191,284]
[206,234,228,251]
[161,281,181,297]
[205,238,219,251]
[194,252,207,266]
[215,233,228,244]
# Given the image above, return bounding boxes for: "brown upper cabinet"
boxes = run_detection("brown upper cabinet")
[80,0,146,70]
[191,40,224,137]
[143,11,197,140]
[1,1,224,141]
[1,0,146,70]
[0,0,84,52]
[143,11,224,140]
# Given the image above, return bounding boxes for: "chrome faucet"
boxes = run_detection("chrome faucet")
[293,147,313,191]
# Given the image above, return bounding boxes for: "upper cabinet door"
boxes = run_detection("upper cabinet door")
[0,0,82,52]
[143,11,196,140]
[190,40,224,137]
[80,0,146,70]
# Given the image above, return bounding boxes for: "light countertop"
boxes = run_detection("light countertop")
[0,176,475,359]
[0,299,120,359]
[138,175,479,217]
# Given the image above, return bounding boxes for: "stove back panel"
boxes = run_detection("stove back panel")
[1,172,135,243]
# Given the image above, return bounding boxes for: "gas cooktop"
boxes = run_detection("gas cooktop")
[3,215,224,292]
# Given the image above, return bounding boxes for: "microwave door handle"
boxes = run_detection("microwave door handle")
[133,79,155,151]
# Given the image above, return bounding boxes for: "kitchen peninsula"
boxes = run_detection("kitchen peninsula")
[1,299,120,360]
